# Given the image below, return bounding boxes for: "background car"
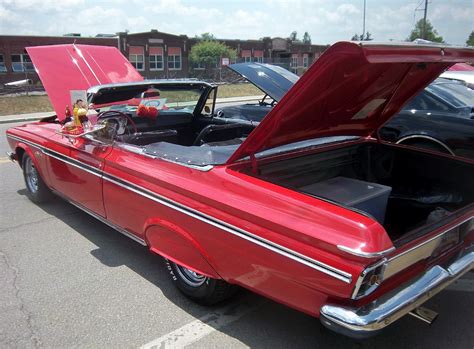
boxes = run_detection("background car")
[380,78,474,158]
[440,62,474,88]
[222,63,474,158]
[215,63,299,121]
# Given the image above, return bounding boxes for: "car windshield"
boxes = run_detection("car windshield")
[426,82,474,108]
[93,85,205,114]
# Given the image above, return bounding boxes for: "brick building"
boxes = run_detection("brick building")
[0,35,118,85]
[0,30,329,85]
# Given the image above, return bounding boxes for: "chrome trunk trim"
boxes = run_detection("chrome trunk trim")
[337,245,395,258]
[320,244,474,338]
[383,216,473,279]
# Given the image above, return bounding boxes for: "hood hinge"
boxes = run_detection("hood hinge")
[250,154,259,175]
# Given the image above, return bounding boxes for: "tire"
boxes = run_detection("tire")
[165,259,238,305]
[22,153,51,204]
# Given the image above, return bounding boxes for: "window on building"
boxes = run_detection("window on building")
[149,47,164,71]
[129,46,145,71]
[0,55,6,72]
[303,54,309,68]
[253,50,264,63]
[241,50,251,63]
[168,47,182,70]
[291,55,298,68]
[11,54,35,72]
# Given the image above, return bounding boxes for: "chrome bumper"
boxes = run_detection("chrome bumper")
[6,151,16,162]
[320,245,474,339]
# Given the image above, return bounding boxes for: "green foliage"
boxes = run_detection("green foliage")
[195,32,216,41]
[467,31,474,46]
[407,19,444,43]
[189,40,237,67]
[351,32,373,41]
[289,31,299,42]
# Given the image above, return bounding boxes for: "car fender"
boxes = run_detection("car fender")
[395,134,455,155]
[144,218,221,279]
[14,142,51,183]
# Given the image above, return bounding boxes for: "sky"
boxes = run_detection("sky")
[0,0,473,45]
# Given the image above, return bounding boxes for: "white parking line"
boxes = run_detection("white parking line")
[447,278,474,292]
[140,296,266,349]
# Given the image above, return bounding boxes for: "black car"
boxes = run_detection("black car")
[220,63,474,158]
[380,78,474,158]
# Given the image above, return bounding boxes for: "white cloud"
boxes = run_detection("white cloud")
[0,0,471,44]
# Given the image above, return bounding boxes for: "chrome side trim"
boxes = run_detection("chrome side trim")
[42,148,103,178]
[396,135,455,156]
[8,134,352,284]
[103,174,352,284]
[320,244,474,338]
[53,190,147,246]
[337,245,395,258]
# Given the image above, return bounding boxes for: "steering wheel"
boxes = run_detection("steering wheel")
[96,110,137,136]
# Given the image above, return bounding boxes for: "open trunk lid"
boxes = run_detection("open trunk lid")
[26,44,143,120]
[227,42,474,164]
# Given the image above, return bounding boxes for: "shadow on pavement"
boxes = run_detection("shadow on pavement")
[22,191,474,349]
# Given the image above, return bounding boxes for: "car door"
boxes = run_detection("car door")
[45,132,111,216]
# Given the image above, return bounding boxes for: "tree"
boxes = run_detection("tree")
[289,31,298,42]
[351,32,373,41]
[302,31,311,44]
[195,32,216,41]
[407,19,444,42]
[467,31,474,46]
[189,40,236,76]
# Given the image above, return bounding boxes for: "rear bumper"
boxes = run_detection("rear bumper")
[320,245,474,339]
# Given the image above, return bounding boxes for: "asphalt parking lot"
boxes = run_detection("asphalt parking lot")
[1,120,473,349]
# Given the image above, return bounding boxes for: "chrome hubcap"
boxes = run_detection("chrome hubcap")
[175,265,207,287]
[25,157,39,193]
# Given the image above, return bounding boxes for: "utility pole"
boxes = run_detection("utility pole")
[362,0,366,40]
[422,0,428,39]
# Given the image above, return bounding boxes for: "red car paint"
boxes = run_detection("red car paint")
[26,44,143,119]
[6,42,474,324]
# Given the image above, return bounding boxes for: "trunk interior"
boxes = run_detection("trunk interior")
[244,142,474,244]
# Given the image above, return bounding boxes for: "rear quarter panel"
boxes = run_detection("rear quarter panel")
[102,147,392,316]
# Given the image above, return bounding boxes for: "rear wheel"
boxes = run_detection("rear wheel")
[22,154,51,203]
[165,259,237,305]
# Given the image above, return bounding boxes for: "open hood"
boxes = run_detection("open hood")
[227,62,299,102]
[26,44,143,120]
[227,42,474,164]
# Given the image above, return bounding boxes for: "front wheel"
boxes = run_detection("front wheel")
[165,259,238,305]
[22,153,51,203]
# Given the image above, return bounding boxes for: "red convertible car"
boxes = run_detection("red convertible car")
[6,42,474,338]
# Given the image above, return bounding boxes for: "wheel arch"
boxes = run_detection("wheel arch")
[395,134,455,156]
[144,218,221,279]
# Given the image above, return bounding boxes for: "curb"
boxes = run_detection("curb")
[0,115,51,124]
